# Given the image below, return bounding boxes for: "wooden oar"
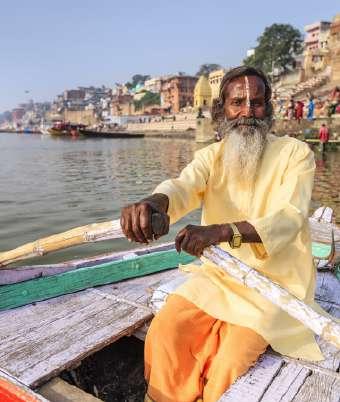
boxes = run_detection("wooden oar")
[0,215,164,268]
[203,245,340,349]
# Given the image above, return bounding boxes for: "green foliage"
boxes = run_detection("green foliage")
[243,24,303,74]
[125,74,150,90]
[196,63,222,77]
[134,91,161,111]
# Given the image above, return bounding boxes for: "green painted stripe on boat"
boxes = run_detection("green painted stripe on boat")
[0,249,195,311]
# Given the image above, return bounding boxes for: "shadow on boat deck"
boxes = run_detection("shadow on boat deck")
[61,336,146,402]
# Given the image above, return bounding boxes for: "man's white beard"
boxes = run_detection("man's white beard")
[222,126,268,188]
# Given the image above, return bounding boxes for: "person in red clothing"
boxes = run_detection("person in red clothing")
[319,123,330,152]
[295,100,304,123]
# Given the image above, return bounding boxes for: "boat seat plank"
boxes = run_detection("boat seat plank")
[260,362,310,402]
[291,371,340,402]
[218,354,284,401]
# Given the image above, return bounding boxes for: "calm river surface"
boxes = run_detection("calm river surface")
[1,133,339,264]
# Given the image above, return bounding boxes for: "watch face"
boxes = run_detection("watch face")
[234,235,242,247]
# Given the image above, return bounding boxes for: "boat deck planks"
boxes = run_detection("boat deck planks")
[0,266,183,388]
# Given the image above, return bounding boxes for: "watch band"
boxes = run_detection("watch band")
[229,223,242,248]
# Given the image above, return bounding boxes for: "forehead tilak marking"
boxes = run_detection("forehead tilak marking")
[244,76,250,108]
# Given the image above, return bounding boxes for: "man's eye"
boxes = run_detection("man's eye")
[232,100,242,106]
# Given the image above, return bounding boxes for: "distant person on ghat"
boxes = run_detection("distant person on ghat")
[121,66,327,402]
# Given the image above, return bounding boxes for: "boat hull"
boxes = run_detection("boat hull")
[48,128,70,136]
[79,129,144,138]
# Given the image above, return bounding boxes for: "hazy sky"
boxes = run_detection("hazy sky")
[0,1,339,112]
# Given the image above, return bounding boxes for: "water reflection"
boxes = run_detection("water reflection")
[0,133,339,265]
[0,134,202,263]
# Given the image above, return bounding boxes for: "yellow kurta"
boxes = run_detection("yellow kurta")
[153,134,326,361]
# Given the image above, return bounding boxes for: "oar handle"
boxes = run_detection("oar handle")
[0,213,169,268]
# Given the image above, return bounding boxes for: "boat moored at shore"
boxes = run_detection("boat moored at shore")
[48,122,86,137]
[79,128,144,138]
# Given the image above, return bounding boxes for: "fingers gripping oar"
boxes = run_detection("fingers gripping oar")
[203,245,340,350]
[0,214,165,268]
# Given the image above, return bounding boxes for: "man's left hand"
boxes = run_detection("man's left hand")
[175,224,230,257]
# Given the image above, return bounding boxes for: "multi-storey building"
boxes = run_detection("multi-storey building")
[111,88,135,116]
[304,21,332,77]
[63,89,85,102]
[304,21,331,52]
[160,75,197,113]
[144,77,163,93]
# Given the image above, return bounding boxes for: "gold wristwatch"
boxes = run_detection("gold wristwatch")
[228,223,242,248]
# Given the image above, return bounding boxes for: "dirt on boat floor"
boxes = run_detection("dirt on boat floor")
[61,336,146,402]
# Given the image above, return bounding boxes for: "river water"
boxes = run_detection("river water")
[1,133,339,265]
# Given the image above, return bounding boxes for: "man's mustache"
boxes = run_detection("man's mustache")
[228,117,263,128]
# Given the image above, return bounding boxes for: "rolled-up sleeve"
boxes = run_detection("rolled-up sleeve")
[152,148,211,224]
[249,144,315,259]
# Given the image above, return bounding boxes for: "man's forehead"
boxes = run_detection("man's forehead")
[224,75,265,98]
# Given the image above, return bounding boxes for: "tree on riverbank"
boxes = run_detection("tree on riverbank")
[243,24,303,74]
[196,64,222,77]
[125,75,150,91]
[134,91,161,111]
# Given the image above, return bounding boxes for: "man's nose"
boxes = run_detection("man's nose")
[241,103,255,118]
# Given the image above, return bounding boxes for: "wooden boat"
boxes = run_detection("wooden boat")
[48,122,86,137]
[0,208,338,401]
[79,128,144,139]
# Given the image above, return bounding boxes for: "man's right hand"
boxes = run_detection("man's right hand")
[120,193,170,244]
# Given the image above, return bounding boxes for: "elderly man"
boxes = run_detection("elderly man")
[120,66,323,402]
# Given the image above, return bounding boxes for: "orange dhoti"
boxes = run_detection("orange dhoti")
[145,294,268,402]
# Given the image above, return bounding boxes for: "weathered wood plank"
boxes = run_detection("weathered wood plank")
[0,249,195,311]
[260,362,310,402]
[218,354,284,401]
[105,266,184,306]
[292,372,340,402]
[38,377,102,402]
[0,289,152,387]
[315,271,340,306]
[309,217,340,244]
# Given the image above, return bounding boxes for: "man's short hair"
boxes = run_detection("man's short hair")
[211,66,272,123]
